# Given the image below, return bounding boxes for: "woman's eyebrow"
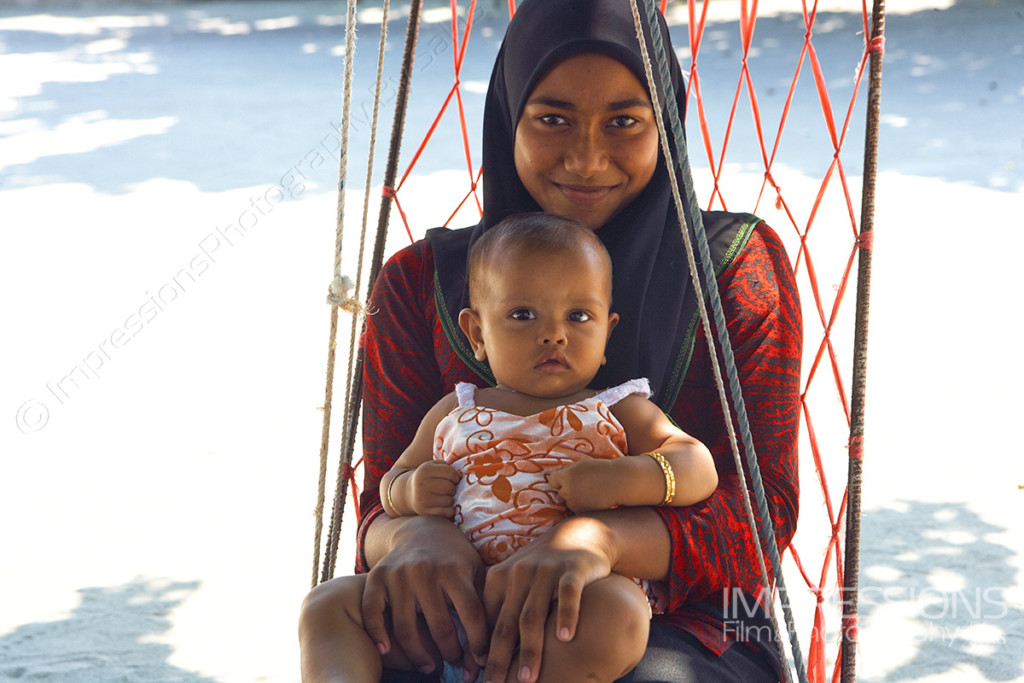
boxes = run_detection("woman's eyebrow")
[526,96,575,110]
[608,98,652,111]
[525,97,651,111]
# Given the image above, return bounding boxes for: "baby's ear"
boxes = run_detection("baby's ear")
[607,312,620,337]
[602,312,620,366]
[458,308,487,361]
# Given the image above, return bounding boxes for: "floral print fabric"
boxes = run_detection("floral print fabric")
[435,379,649,565]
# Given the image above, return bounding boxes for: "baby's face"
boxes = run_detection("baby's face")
[466,247,617,400]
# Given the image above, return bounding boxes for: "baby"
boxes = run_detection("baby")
[300,212,718,683]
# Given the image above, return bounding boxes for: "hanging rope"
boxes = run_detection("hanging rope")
[311,0,360,590]
[311,0,392,587]
[841,0,886,679]
[319,0,426,583]
[628,1,807,681]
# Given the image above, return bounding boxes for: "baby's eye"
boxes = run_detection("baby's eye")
[510,309,536,321]
[568,310,592,323]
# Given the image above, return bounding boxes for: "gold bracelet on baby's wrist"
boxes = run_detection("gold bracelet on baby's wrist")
[645,452,675,506]
[385,468,413,516]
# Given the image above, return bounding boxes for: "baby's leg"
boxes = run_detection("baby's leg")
[300,574,441,682]
[532,573,650,683]
[299,574,383,682]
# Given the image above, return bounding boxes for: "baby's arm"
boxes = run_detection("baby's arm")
[548,395,717,512]
[379,392,461,519]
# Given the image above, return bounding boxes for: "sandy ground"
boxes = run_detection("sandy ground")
[1,0,1022,681]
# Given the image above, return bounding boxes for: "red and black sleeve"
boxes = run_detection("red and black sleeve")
[655,221,802,609]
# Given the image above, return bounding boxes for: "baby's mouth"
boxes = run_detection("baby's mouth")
[535,352,569,371]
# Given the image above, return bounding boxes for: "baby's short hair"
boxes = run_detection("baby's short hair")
[467,212,612,305]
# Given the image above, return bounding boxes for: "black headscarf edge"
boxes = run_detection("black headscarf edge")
[427,0,752,407]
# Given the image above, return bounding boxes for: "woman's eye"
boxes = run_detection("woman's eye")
[510,309,536,321]
[608,115,639,129]
[568,310,592,322]
[538,113,568,126]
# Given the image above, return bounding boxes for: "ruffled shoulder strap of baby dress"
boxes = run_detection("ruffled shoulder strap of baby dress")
[454,381,477,408]
[593,378,652,407]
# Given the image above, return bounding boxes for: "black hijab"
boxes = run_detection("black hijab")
[427,0,752,409]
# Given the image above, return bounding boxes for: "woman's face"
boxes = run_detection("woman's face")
[514,53,660,231]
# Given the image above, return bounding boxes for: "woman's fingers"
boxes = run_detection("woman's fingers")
[554,571,585,642]
[365,568,439,673]
[417,583,464,665]
[360,569,391,656]
[361,517,488,674]
[480,516,618,682]
[512,576,554,683]
[480,562,554,683]
[448,578,490,675]
[393,586,440,673]
[481,571,527,683]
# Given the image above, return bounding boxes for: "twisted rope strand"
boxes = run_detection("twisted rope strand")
[629,2,807,681]
[322,0,426,582]
[331,0,391,578]
[842,0,886,677]
[311,0,360,589]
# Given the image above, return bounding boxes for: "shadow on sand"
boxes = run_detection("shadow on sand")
[858,500,1024,682]
[0,578,222,682]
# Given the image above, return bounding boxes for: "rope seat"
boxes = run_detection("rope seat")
[310,2,886,681]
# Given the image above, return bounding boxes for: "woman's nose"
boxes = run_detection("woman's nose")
[564,127,608,178]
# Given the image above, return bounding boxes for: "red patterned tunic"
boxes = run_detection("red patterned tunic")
[355,220,801,655]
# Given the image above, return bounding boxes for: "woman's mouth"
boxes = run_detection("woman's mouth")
[554,182,614,205]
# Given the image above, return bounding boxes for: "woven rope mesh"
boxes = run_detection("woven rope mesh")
[325,3,880,680]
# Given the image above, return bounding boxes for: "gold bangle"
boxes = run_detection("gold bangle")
[645,452,675,506]
[385,468,413,517]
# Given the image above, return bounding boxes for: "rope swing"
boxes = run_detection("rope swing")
[628,1,806,680]
[309,3,886,681]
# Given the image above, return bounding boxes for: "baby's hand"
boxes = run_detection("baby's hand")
[548,459,621,513]
[407,461,460,518]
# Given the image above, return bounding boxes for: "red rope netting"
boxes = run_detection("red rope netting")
[335,1,882,680]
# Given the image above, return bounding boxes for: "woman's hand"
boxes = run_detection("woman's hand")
[480,516,615,683]
[361,515,489,677]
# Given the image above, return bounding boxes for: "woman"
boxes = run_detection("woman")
[300,1,801,681]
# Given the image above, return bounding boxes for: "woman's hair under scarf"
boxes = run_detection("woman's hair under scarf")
[429,0,734,409]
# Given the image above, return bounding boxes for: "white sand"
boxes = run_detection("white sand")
[1,0,1021,681]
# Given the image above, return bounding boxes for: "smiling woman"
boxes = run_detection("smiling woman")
[513,54,660,231]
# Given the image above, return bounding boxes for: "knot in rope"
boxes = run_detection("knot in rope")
[847,434,865,460]
[327,274,366,316]
[868,35,885,54]
[764,172,784,210]
[856,230,874,251]
[841,612,859,640]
